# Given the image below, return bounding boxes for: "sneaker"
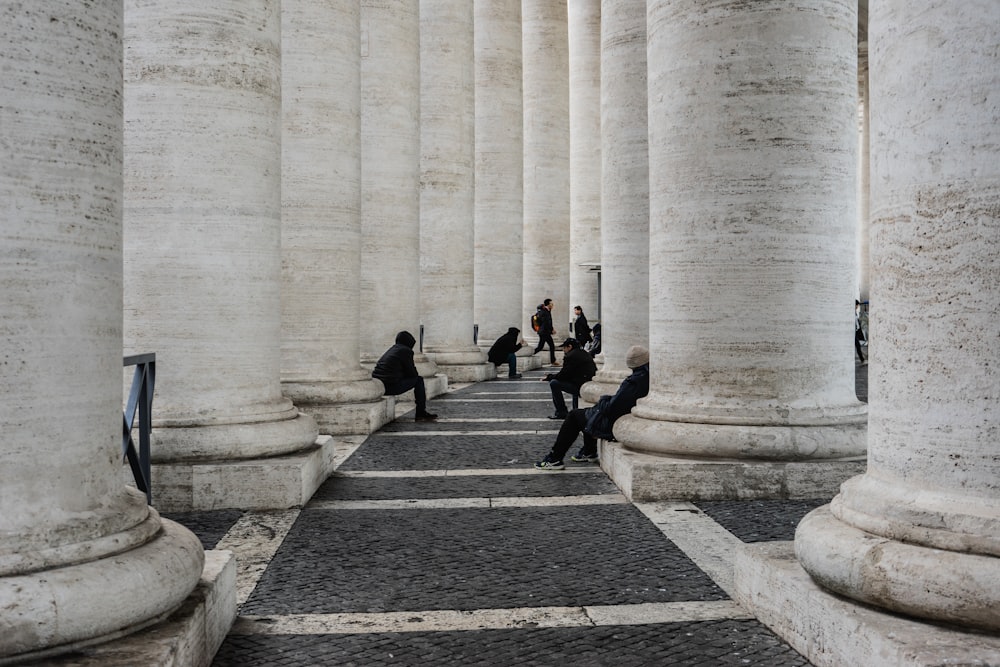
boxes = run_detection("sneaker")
[508,373,523,379]
[534,459,564,470]
[570,452,599,463]
[550,361,561,367]
[547,412,568,420]
[414,412,438,422]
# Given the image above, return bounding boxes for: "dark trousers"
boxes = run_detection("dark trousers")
[855,330,866,362]
[548,408,597,461]
[534,331,556,362]
[549,379,579,416]
[380,376,428,413]
[505,352,518,377]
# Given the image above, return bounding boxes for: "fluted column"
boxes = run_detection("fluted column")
[522,0,571,344]
[614,1,865,475]
[420,0,492,382]
[0,2,203,658]
[568,0,602,317]
[360,0,441,384]
[474,0,524,347]
[796,0,1000,630]
[123,2,319,488]
[280,0,387,434]
[582,0,649,400]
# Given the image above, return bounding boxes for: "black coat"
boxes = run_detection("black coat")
[573,313,591,343]
[552,347,597,388]
[584,363,650,440]
[488,328,522,365]
[535,305,554,334]
[372,332,419,384]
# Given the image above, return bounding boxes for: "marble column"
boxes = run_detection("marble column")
[280,0,388,434]
[123,1,320,510]
[474,0,525,348]
[360,0,443,393]
[606,0,867,500]
[522,0,571,346]
[0,2,203,659]
[796,0,1000,631]
[568,0,602,319]
[582,0,649,400]
[419,0,493,382]
[856,4,871,303]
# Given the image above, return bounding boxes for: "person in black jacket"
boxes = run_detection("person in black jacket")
[543,338,597,419]
[531,298,557,364]
[534,345,649,469]
[572,305,592,346]
[372,331,437,421]
[487,327,524,379]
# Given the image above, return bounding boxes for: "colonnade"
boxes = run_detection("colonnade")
[2,0,997,662]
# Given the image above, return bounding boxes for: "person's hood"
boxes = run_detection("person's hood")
[507,327,520,336]
[395,331,416,348]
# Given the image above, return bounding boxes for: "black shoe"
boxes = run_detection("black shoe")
[508,373,523,379]
[415,412,438,422]
[548,412,567,420]
[570,452,599,463]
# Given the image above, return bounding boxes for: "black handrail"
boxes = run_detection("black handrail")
[123,353,155,505]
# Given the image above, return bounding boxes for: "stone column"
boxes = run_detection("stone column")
[280,0,388,434]
[0,2,203,659]
[522,0,571,346]
[123,1,320,510]
[796,0,1000,631]
[474,0,525,348]
[856,5,871,303]
[419,0,493,382]
[582,0,649,400]
[607,0,867,500]
[568,0,602,322]
[360,0,443,393]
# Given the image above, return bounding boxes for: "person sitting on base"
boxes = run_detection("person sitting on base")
[487,326,524,379]
[534,345,650,470]
[543,338,597,420]
[372,330,438,422]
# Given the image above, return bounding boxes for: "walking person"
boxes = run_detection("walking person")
[372,331,438,421]
[543,338,597,420]
[535,345,650,470]
[487,327,524,379]
[531,298,558,365]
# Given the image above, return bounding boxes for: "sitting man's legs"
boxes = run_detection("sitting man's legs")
[381,376,435,419]
[548,379,578,419]
[506,352,520,378]
[535,409,588,468]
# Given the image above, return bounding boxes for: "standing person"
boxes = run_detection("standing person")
[855,300,868,365]
[572,305,592,345]
[534,345,650,469]
[543,338,597,419]
[531,298,558,365]
[488,327,524,379]
[372,331,438,421]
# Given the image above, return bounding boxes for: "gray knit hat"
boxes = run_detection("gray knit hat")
[625,345,649,369]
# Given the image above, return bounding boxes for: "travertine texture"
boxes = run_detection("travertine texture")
[568,0,602,316]
[521,0,571,342]
[360,0,439,379]
[123,1,318,462]
[796,0,1000,631]
[582,0,649,401]
[856,7,870,303]
[473,0,524,345]
[0,3,203,658]
[420,0,490,381]
[615,0,867,462]
[280,0,386,434]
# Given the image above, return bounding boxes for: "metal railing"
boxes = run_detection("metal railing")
[122,353,155,505]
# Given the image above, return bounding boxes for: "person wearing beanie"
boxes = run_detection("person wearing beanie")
[534,345,650,470]
[487,326,525,379]
[542,338,598,419]
[372,330,438,421]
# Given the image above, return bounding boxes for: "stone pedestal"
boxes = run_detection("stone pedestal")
[615,0,866,498]
[123,1,320,510]
[280,0,388,436]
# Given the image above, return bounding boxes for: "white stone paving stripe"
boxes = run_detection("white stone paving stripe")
[306,494,625,511]
[332,467,603,478]
[634,501,746,599]
[215,509,301,606]
[377,430,559,436]
[231,601,751,636]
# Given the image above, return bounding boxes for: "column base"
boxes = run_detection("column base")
[9,550,237,667]
[434,362,497,383]
[733,541,1000,667]
[303,400,392,436]
[147,436,337,511]
[599,441,866,501]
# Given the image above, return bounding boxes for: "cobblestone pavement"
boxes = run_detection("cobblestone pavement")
[164,362,869,666]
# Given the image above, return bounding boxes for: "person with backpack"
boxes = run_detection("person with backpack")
[534,345,649,470]
[531,298,557,365]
